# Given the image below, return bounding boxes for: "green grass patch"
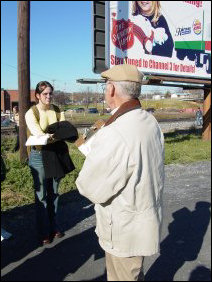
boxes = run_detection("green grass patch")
[164,132,211,164]
[1,133,210,211]
[65,112,109,124]
[140,98,202,110]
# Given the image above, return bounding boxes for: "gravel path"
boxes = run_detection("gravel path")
[159,120,197,133]
[77,119,200,135]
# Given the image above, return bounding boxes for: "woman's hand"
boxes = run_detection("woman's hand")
[47,133,57,143]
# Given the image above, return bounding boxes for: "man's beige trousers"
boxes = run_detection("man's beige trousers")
[105,252,144,281]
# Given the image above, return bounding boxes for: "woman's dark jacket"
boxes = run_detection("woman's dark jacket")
[42,121,78,179]
[145,14,174,58]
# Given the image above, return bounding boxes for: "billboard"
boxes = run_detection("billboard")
[105,1,211,79]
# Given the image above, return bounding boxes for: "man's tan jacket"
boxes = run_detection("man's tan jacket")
[76,108,165,257]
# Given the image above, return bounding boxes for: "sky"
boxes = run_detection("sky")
[1,1,102,92]
[1,1,181,94]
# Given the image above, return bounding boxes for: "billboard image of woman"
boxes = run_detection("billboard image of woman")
[132,1,174,57]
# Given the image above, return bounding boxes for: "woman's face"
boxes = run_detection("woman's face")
[37,86,53,106]
[137,1,153,15]
[13,107,18,114]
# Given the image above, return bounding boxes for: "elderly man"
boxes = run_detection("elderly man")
[76,64,165,281]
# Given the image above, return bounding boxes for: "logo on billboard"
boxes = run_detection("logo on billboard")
[176,27,191,36]
[111,19,134,51]
[193,19,202,35]
[111,18,154,53]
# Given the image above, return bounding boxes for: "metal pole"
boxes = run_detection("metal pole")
[17,1,31,162]
[202,88,211,141]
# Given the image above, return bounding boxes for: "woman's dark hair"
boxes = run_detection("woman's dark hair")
[13,105,19,112]
[35,81,54,103]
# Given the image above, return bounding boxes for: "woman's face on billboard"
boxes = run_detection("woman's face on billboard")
[137,1,152,15]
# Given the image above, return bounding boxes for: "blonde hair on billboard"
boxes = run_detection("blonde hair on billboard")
[132,1,161,25]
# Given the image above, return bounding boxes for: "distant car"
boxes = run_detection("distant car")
[1,118,11,127]
[64,109,73,113]
[99,109,111,114]
[72,107,85,113]
[87,108,99,114]
[146,108,155,113]
[77,108,85,113]
[67,108,85,113]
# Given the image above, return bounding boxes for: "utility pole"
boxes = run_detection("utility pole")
[17,1,31,162]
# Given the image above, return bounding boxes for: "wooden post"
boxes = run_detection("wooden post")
[202,88,211,141]
[17,1,31,162]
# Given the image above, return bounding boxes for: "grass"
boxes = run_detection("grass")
[1,133,211,211]
[140,98,202,110]
[164,132,211,164]
[65,112,110,124]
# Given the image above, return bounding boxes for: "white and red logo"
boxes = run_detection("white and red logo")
[193,19,202,35]
[111,18,134,51]
[111,18,154,53]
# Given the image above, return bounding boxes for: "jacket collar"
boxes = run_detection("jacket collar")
[104,98,141,127]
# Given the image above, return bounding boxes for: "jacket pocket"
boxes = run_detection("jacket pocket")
[95,204,112,243]
[117,207,160,253]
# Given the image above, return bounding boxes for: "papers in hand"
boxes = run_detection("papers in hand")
[78,135,96,156]
[25,135,49,146]
[75,119,105,156]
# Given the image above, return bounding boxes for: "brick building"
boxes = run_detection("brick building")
[1,90,36,112]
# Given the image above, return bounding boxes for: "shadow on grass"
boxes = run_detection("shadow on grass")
[1,190,95,272]
[164,128,202,144]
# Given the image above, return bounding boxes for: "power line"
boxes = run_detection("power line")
[1,62,71,84]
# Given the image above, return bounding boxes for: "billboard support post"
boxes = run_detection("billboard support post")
[203,88,211,141]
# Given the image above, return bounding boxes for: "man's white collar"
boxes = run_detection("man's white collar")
[111,107,119,115]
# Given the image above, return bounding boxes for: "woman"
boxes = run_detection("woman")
[132,1,174,57]
[25,81,65,245]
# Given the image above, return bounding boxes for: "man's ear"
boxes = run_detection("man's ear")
[108,83,115,97]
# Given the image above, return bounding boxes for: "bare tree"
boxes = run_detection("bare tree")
[53,91,69,107]
[165,91,172,98]
[83,87,93,109]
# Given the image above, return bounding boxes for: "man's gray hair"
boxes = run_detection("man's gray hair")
[113,81,141,99]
